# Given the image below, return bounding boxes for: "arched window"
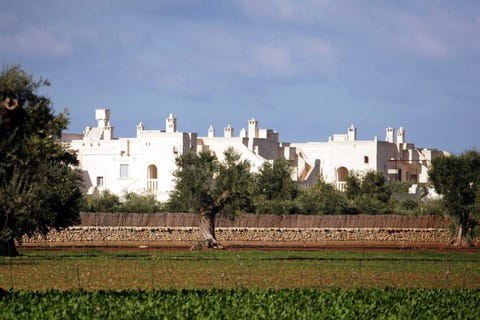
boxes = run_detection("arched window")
[147,165,157,179]
[364,156,369,164]
[147,165,158,191]
[336,167,349,192]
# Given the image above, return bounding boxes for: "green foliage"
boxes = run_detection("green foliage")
[166,151,217,213]
[251,159,299,214]
[166,148,256,215]
[82,191,163,213]
[254,198,300,215]
[255,159,297,201]
[0,288,479,319]
[392,197,420,215]
[120,192,163,213]
[354,195,391,214]
[388,181,414,194]
[0,66,83,253]
[429,150,480,241]
[345,172,362,200]
[361,170,391,203]
[214,149,256,216]
[296,176,350,215]
[82,190,121,212]
[345,171,394,214]
[419,199,448,217]
[343,171,445,216]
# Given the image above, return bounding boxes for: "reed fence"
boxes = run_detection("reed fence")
[79,212,449,229]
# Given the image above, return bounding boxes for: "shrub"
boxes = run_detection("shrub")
[81,191,164,213]
[120,192,163,213]
[81,190,121,212]
[254,197,300,215]
[296,180,350,215]
[354,195,391,215]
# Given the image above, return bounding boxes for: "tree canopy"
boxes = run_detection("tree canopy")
[297,176,350,215]
[345,170,393,214]
[429,150,480,245]
[0,65,83,256]
[167,148,255,248]
[256,159,297,201]
[167,148,256,215]
[252,159,299,215]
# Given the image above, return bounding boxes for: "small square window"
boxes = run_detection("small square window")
[96,176,104,187]
[120,164,129,178]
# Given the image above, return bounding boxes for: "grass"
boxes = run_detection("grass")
[1,249,479,290]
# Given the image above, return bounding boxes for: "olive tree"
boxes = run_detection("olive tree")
[254,159,299,214]
[429,150,480,246]
[0,66,83,256]
[345,170,392,214]
[167,148,255,249]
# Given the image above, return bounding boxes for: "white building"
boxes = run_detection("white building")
[197,118,296,171]
[292,125,449,191]
[62,109,448,201]
[63,109,197,201]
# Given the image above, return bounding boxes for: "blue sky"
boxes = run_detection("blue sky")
[1,0,479,154]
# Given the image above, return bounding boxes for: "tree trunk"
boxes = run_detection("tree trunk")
[192,192,229,250]
[196,209,222,249]
[452,212,468,246]
[0,238,18,257]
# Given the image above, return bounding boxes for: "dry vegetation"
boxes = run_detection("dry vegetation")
[1,249,479,291]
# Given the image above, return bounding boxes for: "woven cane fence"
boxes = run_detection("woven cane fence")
[79,212,449,229]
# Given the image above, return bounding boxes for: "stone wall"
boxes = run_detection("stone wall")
[20,226,453,247]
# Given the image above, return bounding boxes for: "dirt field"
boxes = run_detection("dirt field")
[4,247,480,291]
[20,240,480,254]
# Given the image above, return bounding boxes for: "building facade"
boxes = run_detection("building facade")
[292,125,448,191]
[63,110,197,201]
[62,109,448,201]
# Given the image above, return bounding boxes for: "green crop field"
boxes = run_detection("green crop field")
[1,249,480,319]
[1,288,479,319]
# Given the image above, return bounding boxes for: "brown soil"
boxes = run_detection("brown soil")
[20,240,480,253]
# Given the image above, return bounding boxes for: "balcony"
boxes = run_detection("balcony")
[146,179,158,192]
[336,181,347,192]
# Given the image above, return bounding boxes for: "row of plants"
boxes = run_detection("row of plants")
[0,288,479,319]
[82,168,446,217]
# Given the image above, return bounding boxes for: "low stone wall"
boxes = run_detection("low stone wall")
[20,226,453,247]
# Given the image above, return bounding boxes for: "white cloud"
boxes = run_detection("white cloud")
[126,16,338,97]
[236,37,337,80]
[398,32,449,59]
[368,5,480,60]
[129,52,206,98]
[293,37,337,74]
[250,45,294,77]
[235,0,331,23]
[152,73,203,98]
[0,28,73,58]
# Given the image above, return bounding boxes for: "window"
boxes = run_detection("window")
[364,156,369,164]
[120,164,129,179]
[96,176,104,187]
